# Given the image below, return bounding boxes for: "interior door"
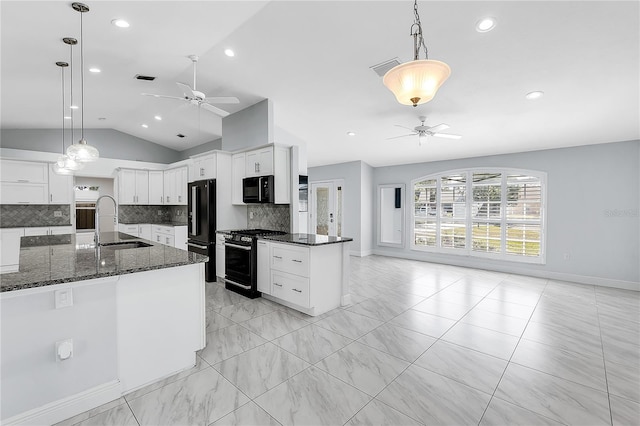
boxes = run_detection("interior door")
[309,181,343,236]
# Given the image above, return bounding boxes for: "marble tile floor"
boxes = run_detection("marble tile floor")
[57,255,640,426]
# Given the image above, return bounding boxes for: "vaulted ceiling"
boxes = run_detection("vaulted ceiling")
[1,1,638,167]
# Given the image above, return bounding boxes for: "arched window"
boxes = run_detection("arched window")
[411,169,546,263]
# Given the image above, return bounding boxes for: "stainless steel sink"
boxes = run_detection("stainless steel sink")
[100,241,153,250]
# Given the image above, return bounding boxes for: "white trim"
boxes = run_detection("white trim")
[371,248,639,291]
[1,380,121,426]
[349,249,372,257]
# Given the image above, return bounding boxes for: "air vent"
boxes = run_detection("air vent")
[134,74,156,81]
[370,58,401,77]
[176,134,185,138]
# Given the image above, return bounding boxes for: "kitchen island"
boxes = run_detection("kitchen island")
[257,233,353,316]
[0,232,208,425]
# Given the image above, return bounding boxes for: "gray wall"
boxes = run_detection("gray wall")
[175,138,222,160]
[1,129,183,164]
[361,162,374,255]
[371,140,639,287]
[221,99,272,151]
[309,160,370,255]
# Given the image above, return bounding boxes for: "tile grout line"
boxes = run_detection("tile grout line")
[594,284,616,426]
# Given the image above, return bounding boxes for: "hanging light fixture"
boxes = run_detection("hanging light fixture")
[53,40,83,175]
[66,2,99,163]
[383,0,451,107]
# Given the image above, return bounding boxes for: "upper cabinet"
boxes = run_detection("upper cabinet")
[117,169,149,205]
[245,147,274,177]
[148,171,164,205]
[189,153,217,182]
[164,166,187,205]
[0,159,71,205]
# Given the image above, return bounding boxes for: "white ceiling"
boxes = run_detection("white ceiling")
[1,1,638,168]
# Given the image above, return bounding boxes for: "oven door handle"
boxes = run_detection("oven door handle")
[224,242,252,251]
[187,242,208,250]
[225,278,252,290]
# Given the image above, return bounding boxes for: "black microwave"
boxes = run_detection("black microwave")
[243,175,275,203]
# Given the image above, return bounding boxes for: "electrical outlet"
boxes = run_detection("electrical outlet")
[54,289,73,309]
[54,211,62,217]
[563,252,571,260]
[249,211,254,219]
[158,210,162,216]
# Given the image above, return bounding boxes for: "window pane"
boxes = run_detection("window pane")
[440,222,466,249]
[472,222,501,252]
[506,223,541,256]
[414,219,437,247]
[414,179,437,217]
[506,175,542,220]
[473,172,501,219]
[441,174,466,219]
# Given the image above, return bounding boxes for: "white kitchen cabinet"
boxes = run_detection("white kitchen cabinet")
[231,153,246,205]
[271,270,310,308]
[148,171,164,205]
[0,182,48,204]
[245,147,274,177]
[138,224,152,240]
[190,153,217,181]
[216,233,225,279]
[0,228,24,273]
[118,224,139,237]
[257,240,270,293]
[24,226,73,236]
[163,167,187,205]
[151,225,187,248]
[117,169,149,205]
[1,160,48,183]
[174,225,187,251]
[48,164,73,204]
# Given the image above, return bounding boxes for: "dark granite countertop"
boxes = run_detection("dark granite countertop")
[260,233,353,246]
[0,224,73,229]
[119,221,187,227]
[0,232,207,293]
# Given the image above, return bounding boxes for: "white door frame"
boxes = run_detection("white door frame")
[309,179,344,236]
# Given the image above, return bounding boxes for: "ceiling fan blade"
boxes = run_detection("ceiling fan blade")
[176,82,195,99]
[141,93,186,101]
[394,124,415,131]
[432,133,462,139]
[201,102,230,117]
[204,96,239,104]
[427,123,450,132]
[386,133,416,140]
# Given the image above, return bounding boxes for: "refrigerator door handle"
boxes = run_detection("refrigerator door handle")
[190,185,199,236]
[258,177,262,202]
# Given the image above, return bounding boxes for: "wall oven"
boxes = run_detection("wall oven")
[75,202,96,231]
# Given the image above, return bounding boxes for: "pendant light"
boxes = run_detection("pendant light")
[383,0,451,107]
[53,40,83,175]
[66,2,99,163]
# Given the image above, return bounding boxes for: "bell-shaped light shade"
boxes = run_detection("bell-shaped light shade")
[67,138,99,163]
[53,155,84,175]
[383,59,451,107]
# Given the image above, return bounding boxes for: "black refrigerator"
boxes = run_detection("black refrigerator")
[187,179,216,282]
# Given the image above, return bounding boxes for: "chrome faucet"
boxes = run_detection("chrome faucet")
[95,195,118,246]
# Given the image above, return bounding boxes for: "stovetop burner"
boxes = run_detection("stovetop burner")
[229,229,287,237]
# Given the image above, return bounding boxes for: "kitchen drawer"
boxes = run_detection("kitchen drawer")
[153,225,172,235]
[271,270,310,308]
[119,224,139,237]
[271,244,309,277]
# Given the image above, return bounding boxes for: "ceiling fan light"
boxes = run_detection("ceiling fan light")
[67,138,99,162]
[383,59,451,107]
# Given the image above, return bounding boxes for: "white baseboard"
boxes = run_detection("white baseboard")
[2,380,121,426]
[371,249,639,291]
[349,249,373,257]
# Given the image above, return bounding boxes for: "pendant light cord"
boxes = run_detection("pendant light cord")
[80,10,84,141]
[70,42,74,145]
[61,66,65,154]
[411,0,429,60]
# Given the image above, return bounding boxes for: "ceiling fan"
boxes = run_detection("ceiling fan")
[142,55,239,117]
[388,116,461,145]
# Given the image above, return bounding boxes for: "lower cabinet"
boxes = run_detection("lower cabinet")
[0,228,25,273]
[152,225,175,247]
[216,233,226,280]
[256,240,270,293]
[24,226,73,236]
[271,270,310,308]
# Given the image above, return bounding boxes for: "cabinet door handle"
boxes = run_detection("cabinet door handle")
[178,195,182,202]
[292,288,302,293]
[50,194,53,202]
[274,282,282,287]
[273,255,282,259]
[17,179,28,183]
[292,259,302,263]
[161,196,163,203]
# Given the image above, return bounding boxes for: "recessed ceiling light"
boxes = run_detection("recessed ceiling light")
[70,105,78,110]
[525,91,544,100]
[111,19,129,28]
[476,17,496,32]
[89,67,101,73]
[224,48,235,57]
[347,131,356,136]
[141,124,148,128]
[154,115,162,121]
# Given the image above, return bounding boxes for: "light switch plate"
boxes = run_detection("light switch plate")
[54,289,73,309]
[54,211,62,217]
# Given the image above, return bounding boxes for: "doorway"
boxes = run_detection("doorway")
[309,180,343,236]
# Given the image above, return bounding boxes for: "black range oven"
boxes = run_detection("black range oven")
[222,229,286,298]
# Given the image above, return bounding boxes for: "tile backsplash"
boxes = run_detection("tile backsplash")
[0,205,71,228]
[247,204,290,232]
[118,205,188,224]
